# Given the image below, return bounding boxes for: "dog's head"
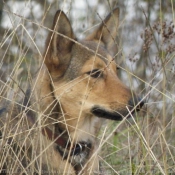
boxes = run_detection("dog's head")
[43,8,144,125]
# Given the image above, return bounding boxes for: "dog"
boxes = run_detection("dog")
[0,8,144,175]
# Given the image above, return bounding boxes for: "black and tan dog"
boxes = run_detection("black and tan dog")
[0,8,144,175]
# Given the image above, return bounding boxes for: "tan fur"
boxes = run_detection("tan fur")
[0,8,144,175]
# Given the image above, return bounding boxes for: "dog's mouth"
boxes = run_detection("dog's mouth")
[91,105,140,121]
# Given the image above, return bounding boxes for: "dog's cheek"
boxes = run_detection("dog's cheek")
[109,102,127,111]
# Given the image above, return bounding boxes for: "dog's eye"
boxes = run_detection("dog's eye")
[116,66,120,70]
[86,69,102,78]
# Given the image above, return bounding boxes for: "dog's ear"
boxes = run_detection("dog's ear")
[86,8,119,55]
[44,10,75,78]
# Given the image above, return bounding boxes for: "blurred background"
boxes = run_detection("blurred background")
[0,0,175,174]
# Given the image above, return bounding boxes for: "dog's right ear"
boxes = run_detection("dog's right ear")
[44,10,75,78]
[85,8,119,56]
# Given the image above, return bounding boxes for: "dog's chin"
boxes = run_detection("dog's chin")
[91,105,132,121]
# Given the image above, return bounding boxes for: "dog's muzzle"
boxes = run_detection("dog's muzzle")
[91,95,144,120]
[128,95,145,112]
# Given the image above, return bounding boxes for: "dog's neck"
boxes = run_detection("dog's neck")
[42,123,93,173]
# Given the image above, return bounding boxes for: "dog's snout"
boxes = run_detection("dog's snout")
[128,96,144,111]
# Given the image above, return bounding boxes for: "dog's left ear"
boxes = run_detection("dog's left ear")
[86,8,119,55]
[44,10,75,78]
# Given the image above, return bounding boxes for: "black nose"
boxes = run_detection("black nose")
[128,96,144,111]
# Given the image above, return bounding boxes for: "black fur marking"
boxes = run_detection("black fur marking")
[91,106,128,120]
[22,89,36,124]
[0,107,6,116]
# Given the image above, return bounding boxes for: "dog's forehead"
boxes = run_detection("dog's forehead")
[73,40,109,63]
[64,41,110,80]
